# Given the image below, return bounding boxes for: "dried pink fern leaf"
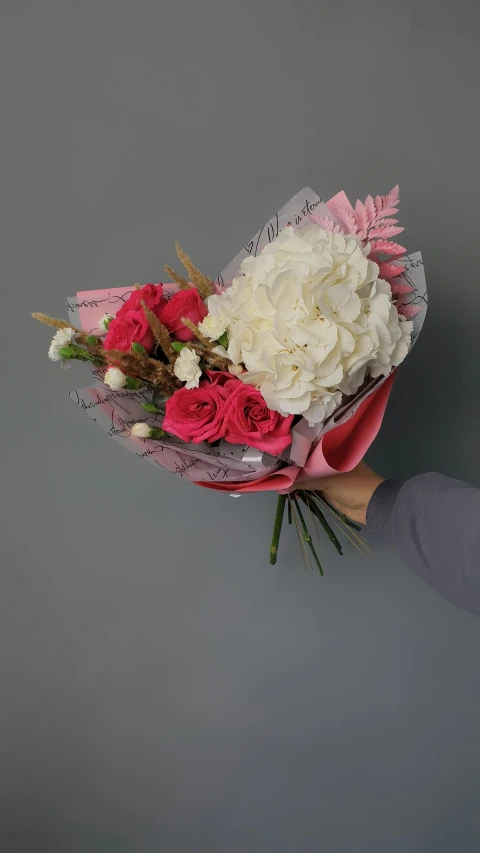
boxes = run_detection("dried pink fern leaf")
[309,214,344,233]
[375,206,399,219]
[370,239,406,256]
[331,205,359,235]
[375,185,400,212]
[314,188,406,271]
[378,261,406,279]
[368,225,404,239]
[397,303,422,319]
[375,217,399,227]
[390,281,415,295]
[364,194,376,224]
[354,199,369,236]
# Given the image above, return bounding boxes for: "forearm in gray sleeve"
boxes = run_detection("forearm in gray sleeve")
[367,473,480,616]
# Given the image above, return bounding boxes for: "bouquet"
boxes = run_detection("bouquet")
[33,186,427,571]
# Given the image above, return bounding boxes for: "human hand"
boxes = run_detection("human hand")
[300,462,385,526]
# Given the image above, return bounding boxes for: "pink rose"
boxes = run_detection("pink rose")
[116,283,165,318]
[159,288,208,342]
[163,381,228,444]
[104,309,154,353]
[223,382,294,455]
[205,370,236,388]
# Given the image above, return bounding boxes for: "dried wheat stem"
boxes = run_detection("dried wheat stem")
[32,312,87,341]
[187,344,229,372]
[175,241,214,299]
[103,349,153,379]
[103,348,179,393]
[154,363,181,393]
[180,317,211,346]
[164,265,191,290]
[182,322,231,369]
[141,300,176,364]
[201,352,231,371]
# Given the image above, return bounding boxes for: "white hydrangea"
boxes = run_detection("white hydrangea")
[199,225,412,425]
[173,346,202,389]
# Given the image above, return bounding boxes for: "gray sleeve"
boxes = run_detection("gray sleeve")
[367,474,480,616]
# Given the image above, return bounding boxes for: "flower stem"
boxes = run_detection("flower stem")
[270,494,287,565]
[314,492,362,531]
[300,492,343,556]
[291,495,324,575]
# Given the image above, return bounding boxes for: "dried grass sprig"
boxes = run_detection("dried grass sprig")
[181,318,231,369]
[180,317,211,346]
[195,348,230,372]
[175,241,214,299]
[103,348,180,394]
[141,300,176,365]
[153,363,181,394]
[164,264,191,290]
[32,312,87,342]
[103,349,153,379]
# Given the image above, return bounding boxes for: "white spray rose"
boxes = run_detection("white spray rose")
[198,309,228,341]
[198,284,240,340]
[198,224,412,424]
[104,366,127,390]
[173,347,202,389]
[48,327,78,363]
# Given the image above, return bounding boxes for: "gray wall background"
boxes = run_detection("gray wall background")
[2,1,480,851]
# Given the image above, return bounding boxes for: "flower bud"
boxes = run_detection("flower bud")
[131,422,151,438]
[99,313,114,332]
[228,363,244,376]
[104,367,126,390]
[130,422,164,440]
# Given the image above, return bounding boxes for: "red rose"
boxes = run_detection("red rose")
[205,370,237,389]
[116,283,165,318]
[104,309,154,353]
[223,382,294,455]
[163,381,228,443]
[159,288,208,342]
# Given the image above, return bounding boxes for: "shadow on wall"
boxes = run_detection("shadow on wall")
[368,301,478,485]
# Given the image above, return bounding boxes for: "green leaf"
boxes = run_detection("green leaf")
[85,335,99,345]
[131,342,147,355]
[150,427,165,440]
[172,341,186,353]
[216,332,229,348]
[141,402,161,414]
[152,386,168,405]
[124,376,143,390]
[58,346,75,358]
